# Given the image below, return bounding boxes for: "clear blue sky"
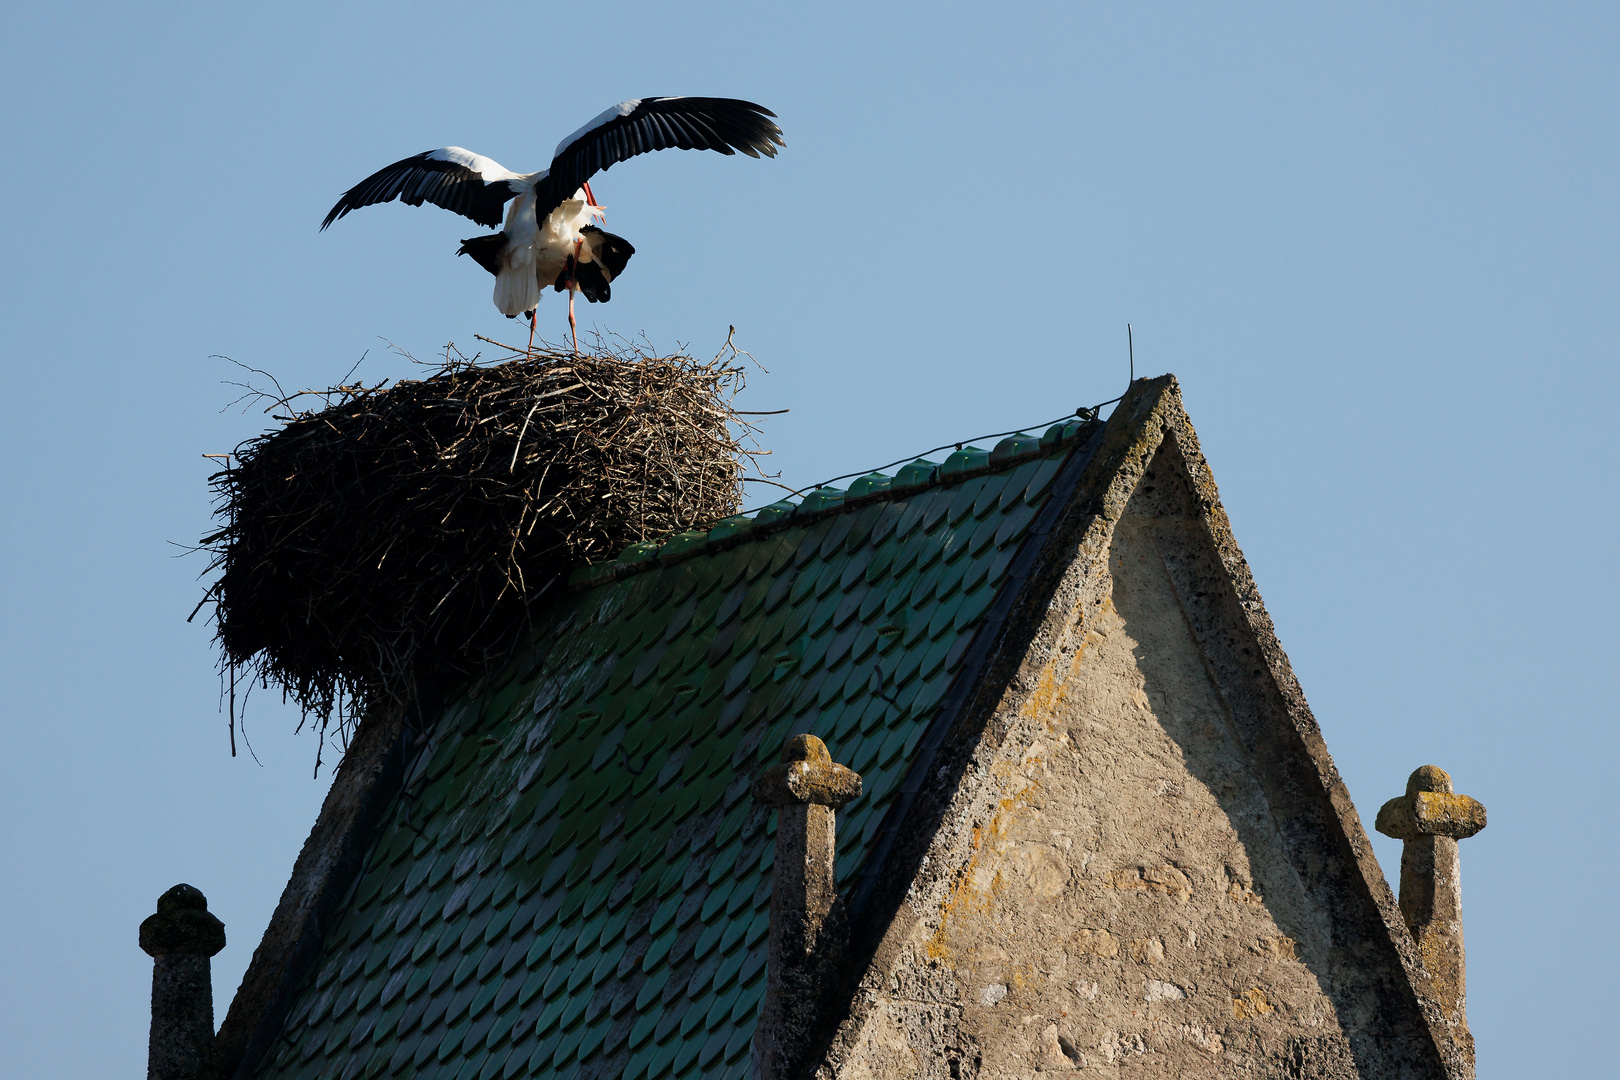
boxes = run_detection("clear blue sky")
[2,3,1614,1076]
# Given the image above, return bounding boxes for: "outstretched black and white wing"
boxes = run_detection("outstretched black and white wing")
[320,148,525,231]
[534,97,784,220]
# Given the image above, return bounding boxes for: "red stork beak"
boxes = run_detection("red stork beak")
[582,181,598,207]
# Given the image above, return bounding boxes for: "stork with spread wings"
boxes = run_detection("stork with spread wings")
[321,97,784,351]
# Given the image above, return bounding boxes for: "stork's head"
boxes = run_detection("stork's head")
[582,181,605,223]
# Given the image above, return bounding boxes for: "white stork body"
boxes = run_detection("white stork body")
[320,98,784,348]
[492,186,598,318]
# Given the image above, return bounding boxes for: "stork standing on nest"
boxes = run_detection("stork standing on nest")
[320,97,784,352]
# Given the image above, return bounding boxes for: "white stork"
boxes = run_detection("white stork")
[320,97,784,351]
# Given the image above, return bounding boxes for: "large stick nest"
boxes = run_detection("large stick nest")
[202,340,756,726]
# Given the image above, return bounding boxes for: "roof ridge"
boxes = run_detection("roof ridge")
[566,418,1102,591]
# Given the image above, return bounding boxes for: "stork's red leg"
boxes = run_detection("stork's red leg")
[527,309,537,353]
[568,238,585,355]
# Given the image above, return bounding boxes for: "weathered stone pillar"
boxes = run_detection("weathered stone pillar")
[1375,766,1486,1037]
[140,884,226,1080]
[751,735,862,1080]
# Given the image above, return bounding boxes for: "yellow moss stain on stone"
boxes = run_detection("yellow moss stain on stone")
[924,615,1091,966]
[925,824,997,962]
[926,742,1055,962]
[1019,612,1108,731]
[1417,933,1462,1021]
[1021,657,1066,725]
[1232,988,1273,1020]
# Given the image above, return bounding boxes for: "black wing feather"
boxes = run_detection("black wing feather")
[535,97,783,222]
[320,150,520,231]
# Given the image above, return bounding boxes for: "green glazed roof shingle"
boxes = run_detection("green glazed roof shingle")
[255,418,1101,1080]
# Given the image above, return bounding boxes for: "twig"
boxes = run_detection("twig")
[741,477,800,493]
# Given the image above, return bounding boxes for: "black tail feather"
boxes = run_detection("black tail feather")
[573,258,610,303]
[581,226,634,280]
[573,227,634,304]
[457,232,506,277]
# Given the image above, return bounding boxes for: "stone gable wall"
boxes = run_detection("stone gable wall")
[837,513,1358,1077]
[820,385,1453,1079]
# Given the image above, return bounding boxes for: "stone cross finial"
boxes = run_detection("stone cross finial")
[1375,766,1486,1039]
[751,735,862,1080]
[140,884,226,1080]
